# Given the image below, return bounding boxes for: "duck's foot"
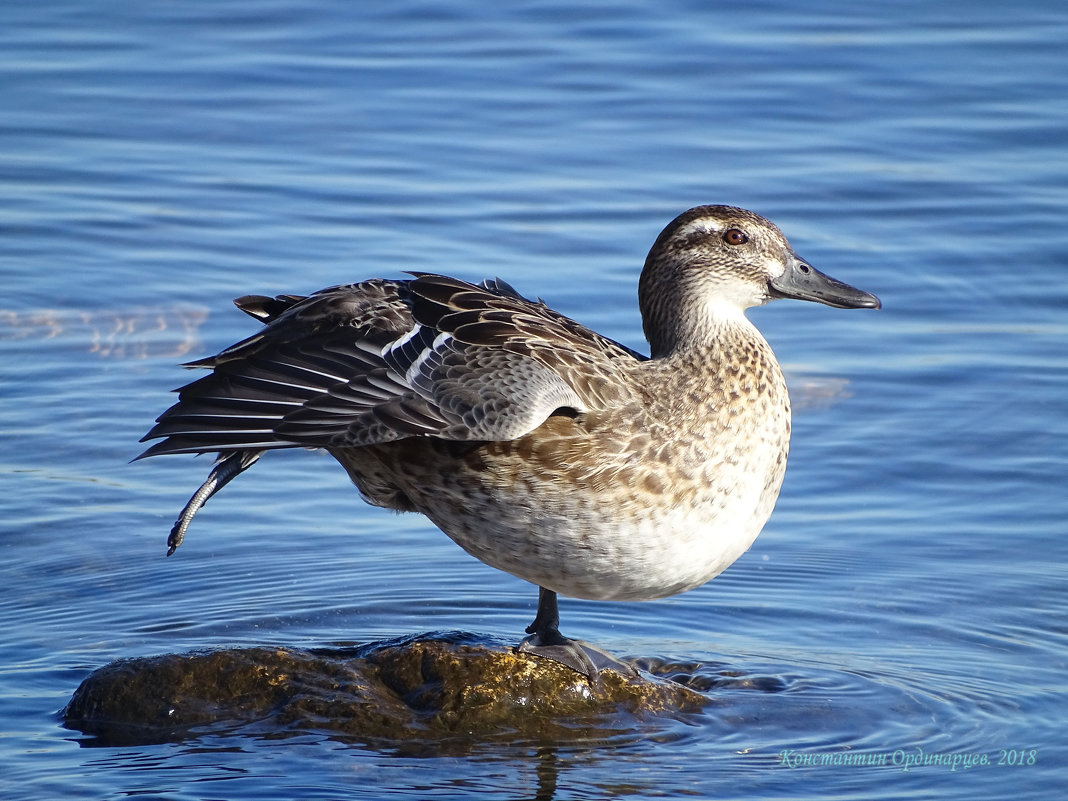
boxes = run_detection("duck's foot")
[517,630,637,680]
[517,587,638,681]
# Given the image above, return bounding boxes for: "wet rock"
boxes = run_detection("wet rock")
[63,633,707,745]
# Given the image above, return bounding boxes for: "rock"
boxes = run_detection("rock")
[63,633,707,745]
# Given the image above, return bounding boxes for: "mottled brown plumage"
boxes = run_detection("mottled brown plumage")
[140,205,879,677]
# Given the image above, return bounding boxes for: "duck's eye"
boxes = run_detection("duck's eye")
[723,228,748,246]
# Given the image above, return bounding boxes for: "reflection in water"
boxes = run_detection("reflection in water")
[786,375,853,412]
[532,746,559,801]
[0,306,208,360]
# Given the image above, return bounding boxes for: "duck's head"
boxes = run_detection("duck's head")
[639,205,880,356]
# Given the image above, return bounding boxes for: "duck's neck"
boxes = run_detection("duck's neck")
[647,305,790,434]
[647,296,765,362]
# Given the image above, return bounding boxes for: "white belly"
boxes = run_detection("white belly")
[426,469,781,602]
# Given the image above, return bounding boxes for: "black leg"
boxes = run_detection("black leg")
[166,449,262,555]
[525,586,562,639]
[517,586,637,680]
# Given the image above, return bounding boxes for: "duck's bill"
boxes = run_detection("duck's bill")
[768,255,881,310]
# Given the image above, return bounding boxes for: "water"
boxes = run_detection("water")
[2,0,1066,797]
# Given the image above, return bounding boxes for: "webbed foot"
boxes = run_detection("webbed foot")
[517,587,638,681]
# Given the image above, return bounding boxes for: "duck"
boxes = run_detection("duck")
[139,205,880,678]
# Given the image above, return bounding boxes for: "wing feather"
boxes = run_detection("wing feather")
[139,273,645,459]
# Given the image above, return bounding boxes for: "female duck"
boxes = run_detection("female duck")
[140,205,880,677]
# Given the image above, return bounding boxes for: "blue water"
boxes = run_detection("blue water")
[2,1,1066,798]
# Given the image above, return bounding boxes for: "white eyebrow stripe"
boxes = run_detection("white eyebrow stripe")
[675,218,723,239]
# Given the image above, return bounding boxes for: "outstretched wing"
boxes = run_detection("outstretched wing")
[138,274,644,459]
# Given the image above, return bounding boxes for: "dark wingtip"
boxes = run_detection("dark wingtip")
[233,293,308,322]
[131,440,164,462]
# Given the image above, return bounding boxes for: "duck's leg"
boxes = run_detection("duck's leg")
[517,587,637,679]
[165,449,262,556]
